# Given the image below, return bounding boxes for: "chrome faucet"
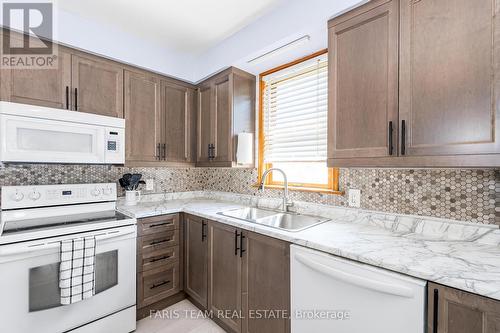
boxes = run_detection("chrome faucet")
[258,168,293,212]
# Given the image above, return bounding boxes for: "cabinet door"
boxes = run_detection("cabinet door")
[124,70,161,162]
[161,81,190,163]
[241,231,290,333]
[184,214,208,308]
[399,0,500,156]
[208,221,242,333]
[213,75,232,163]
[428,283,500,333]
[71,54,124,118]
[0,35,71,109]
[327,0,399,162]
[197,85,213,163]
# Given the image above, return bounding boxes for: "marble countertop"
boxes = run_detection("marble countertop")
[118,191,500,301]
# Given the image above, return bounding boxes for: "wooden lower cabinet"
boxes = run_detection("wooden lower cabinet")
[428,282,500,333]
[241,231,290,333]
[136,214,183,319]
[205,219,290,333]
[137,214,291,332]
[184,214,208,308]
[208,221,243,332]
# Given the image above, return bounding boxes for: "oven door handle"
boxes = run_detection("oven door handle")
[0,228,136,257]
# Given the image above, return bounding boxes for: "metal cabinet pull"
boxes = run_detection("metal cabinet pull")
[156,143,161,160]
[239,233,246,257]
[149,255,171,263]
[433,288,439,333]
[74,88,78,111]
[234,230,240,256]
[388,121,393,155]
[208,144,215,160]
[201,221,207,242]
[150,280,170,290]
[149,238,171,246]
[162,143,166,161]
[401,120,406,155]
[65,86,69,109]
[149,221,173,228]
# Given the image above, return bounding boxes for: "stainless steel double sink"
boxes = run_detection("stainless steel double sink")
[217,207,329,232]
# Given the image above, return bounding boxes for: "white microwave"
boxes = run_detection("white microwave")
[0,101,125,164]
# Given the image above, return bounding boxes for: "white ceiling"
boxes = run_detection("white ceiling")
[56,0,283,54]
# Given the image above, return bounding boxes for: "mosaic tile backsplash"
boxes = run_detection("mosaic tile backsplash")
[0,164,498,225]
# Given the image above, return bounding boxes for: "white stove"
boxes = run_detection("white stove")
[0,183,137,333]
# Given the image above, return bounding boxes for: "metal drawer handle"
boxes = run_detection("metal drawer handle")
[433,288,439,333]
[149,238,171,246]
[149,255,171,263]
[150,280,170,289]
[201,221,207,242]
[149,221,173,228]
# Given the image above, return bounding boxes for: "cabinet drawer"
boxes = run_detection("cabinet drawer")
[138,246,179,272]
[138,263,180,308]
[138,214,179,236]
[138,229,179,252]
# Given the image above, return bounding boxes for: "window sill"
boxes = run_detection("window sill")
[252,183,344,195]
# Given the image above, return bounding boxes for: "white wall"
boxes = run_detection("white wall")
[1,0,366,82]
[1,5,197,82]
[193,0,367,81]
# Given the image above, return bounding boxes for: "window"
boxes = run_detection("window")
[258,50,340,193]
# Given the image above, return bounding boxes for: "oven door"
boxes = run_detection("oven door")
[0,225,136,333]
[0,114,106,164]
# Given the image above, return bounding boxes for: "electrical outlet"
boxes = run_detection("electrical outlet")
[348,189,361,208]
[145,179,154,191]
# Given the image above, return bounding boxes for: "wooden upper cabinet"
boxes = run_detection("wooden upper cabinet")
[197,84,214,164]
[399,0,500,157]
[327,0,399,162]
[196,67,255,167]
[161,81,194,163]
[208,221,242,333]
[184,214,208,309]
[428,282,500,333]
[124,70,161,162]
[213,75,232,163]
[71,54,124,118]
[328,0,500,167]
[0,32,71,109]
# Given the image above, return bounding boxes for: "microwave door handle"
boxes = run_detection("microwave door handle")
[294,253,415,298]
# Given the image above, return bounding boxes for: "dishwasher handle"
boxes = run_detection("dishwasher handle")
[294,253,415,298]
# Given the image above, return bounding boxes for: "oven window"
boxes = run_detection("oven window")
[29,250,118,312]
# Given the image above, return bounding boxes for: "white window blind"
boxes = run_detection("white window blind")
[262,54,328,163]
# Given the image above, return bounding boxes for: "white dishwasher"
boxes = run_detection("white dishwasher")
[291,245,426,333]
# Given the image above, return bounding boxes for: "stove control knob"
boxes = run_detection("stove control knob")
[11,191,24,202]
[102,187,113,196]
[91,188,101,197]
[28,191,41,201]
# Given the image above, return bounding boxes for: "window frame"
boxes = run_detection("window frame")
[257,49,341,194]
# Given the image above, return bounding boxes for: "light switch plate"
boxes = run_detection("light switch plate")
[348,189,361,208]
[145,178,154,191]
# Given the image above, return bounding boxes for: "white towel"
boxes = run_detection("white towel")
[59,236,96,305]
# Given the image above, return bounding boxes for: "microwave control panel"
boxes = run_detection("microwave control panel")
[104,127,125,164]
